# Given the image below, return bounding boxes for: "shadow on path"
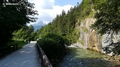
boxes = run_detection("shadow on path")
[0,41,41,67]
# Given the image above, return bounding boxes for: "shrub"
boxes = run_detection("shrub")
[38,33,68,66]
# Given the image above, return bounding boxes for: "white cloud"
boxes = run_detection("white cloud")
[28,0,74,25]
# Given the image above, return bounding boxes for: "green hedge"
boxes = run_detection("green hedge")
[38,33,68,66]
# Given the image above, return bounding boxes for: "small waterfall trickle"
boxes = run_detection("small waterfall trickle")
[84,33,88,49]
[78,18,102,51]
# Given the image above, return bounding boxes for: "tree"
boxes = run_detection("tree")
[13,25,34,41]
[91,0,120,55]
[27,25,34,41]
[0,1,38,46]
[91,0,120,39]
[28,25,34,33]
[7,0,20,3]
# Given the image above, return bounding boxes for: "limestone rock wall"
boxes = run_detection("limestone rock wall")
[76,18,120,54]
[78,18,102,52]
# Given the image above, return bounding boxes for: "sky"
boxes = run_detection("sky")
[28,0,82,26]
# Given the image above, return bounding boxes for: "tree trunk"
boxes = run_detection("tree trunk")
[110,31,114,44]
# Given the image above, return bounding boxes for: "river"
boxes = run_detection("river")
[58,46,120,67]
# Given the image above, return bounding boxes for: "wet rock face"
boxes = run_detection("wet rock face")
[79,18,102,51]
[78,18,120,53]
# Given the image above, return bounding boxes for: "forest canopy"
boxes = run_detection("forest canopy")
[0,0,38,46]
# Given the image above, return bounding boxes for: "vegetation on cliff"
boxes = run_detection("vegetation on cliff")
[34,0,97,44]
[35,0,120,65]
[34,0,98,66]
[91,0,120,35]
[91,0,120,56]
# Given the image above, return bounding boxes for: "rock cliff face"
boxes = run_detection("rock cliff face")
[77,18,102,52]
[76,18,120,52]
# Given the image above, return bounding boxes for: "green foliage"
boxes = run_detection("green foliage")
[103,42,120,56]
[78,39,84,45]
[91,0,120,56]
[38,33,68,66]
[81,26,88,32]
[91,0,120,35]
[13,25,34,41]
[35,0,97,45]
[9,40,26,49]
[0,1,37,46]
[79,0,93,19]
[35,7,79,44]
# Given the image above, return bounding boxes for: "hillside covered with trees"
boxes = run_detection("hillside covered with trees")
[35,0,120,66]
[35,0,103,44]
[1,0,120,66]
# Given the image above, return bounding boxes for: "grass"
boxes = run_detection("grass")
[0,40,26,58]
[9,40,26,49]
[78,39,84,45]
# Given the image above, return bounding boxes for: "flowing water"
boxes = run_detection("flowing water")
[58,47,120,67]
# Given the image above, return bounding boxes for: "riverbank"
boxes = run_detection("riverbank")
[72,43,120,62]
[58,46,120,67]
